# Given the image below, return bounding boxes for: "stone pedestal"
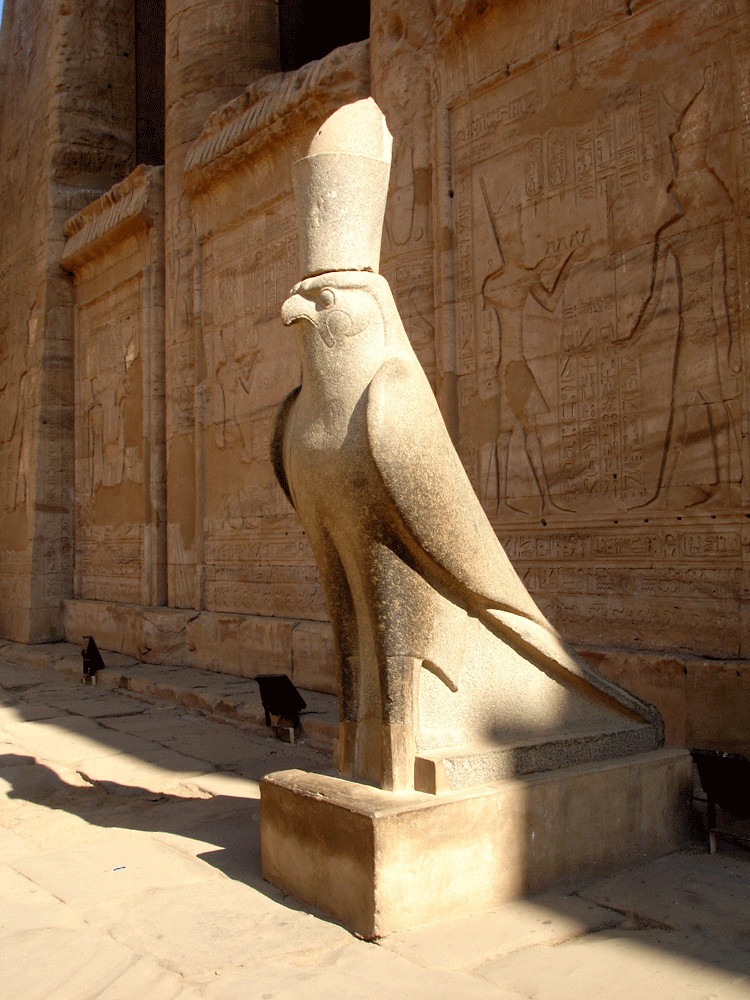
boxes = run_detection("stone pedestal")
[261,748,691,939]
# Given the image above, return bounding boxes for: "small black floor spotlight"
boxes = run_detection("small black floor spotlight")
[255,673,306,744]
[81,636,106,685]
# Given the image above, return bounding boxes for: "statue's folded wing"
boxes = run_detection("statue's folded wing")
[366,357,547,628]
[366,357,665,719]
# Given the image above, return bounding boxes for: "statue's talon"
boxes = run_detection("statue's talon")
[380,655,420,792]
[338,654,361,778]
[380,722,416,792]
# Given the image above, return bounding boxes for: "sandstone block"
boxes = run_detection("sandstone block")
[261,749,692,939]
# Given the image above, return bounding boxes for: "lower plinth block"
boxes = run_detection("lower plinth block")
[260,748,691,939]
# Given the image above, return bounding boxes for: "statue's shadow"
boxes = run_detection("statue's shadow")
[0,751,316,911]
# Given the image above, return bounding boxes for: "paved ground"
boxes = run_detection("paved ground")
[1,646,749,1000]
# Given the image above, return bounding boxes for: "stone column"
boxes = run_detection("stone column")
[164,0,280,609]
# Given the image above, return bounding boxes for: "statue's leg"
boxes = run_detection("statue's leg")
[338,654,360,778]
[310,528,359,777]
[380,655,420,792]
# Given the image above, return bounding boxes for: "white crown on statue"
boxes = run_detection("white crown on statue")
[293,98,393,280]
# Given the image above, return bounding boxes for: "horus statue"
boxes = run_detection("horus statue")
[272,99,662,792]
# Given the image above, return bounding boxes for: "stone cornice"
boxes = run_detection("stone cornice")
[61,164,164,273]
[184,41,370,196]
[435,0,490,44]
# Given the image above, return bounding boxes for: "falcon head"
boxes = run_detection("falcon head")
[281,271,392,349]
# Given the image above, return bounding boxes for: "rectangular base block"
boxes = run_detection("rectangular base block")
[260,748,692,939]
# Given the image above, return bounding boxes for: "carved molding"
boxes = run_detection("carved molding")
[184,41,371,195]
[61,164,165,273]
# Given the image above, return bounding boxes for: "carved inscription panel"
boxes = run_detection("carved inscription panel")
[76,276,147,603]
[382,250,437,388]
[442,0,748,655]
[199,200,327,620]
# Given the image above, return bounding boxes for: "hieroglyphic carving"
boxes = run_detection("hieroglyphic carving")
[431,0,748,663]
[77,526,143,604]
[383,251,437,386]
[377,8,438,391]
[500,519,743,655]
[0,349,33,512]
[199,200,330,619]
[76,276,144,601]
[201,200,299,452]
[450,46,743,515]
[203,529,327,619]
[618,66,742,509]
[500,524,742,563]
[481,186,589,514]
[0,251,41,516]
[558,304,645,502]
[79,279,142,493]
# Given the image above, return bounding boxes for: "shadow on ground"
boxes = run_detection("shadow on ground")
[0,751,317,910]
[2,661,749,990]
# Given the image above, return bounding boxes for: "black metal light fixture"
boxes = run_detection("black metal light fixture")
[254,673,306,743]
[81,636,106,684]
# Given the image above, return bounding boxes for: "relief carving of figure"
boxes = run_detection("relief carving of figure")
[619,66,742,507]
[87,366,125,492]
[0,338,33,511]
[214,326,260,457]
[378,10,432,250]
[481,181,586,514]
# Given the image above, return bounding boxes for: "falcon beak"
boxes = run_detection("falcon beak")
[281,292,314,328]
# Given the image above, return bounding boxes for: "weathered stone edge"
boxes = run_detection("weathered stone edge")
[184,41,370,191]
[61,164,164,270]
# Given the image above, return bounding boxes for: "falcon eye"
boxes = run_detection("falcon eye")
[318,288,335,308]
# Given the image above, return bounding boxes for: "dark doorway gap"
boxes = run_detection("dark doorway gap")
[278,0,370,72]
[135,0,165,165]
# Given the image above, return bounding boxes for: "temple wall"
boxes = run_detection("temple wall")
[0,0,137,641]
[61,165,166,607]
[429,0,748,666]
[1,0,748,748]
[184,45,370,626]
[163,0,280,611]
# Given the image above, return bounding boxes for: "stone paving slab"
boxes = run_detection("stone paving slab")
[5,924,203,1000]
[1,651,749,1000]
[99,880,355,981]
[0,826,33,863]
[11,828,226,911]
[199,943,519,1000]
[475,927,750,1000]
[382,892,624,970]
[2,709,151,755]
[577,852,750,953]
[74,750,214,793]
[31,688,151,719]
[0,865,83,935]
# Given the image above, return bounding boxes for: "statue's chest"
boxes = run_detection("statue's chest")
[287,398,370,505]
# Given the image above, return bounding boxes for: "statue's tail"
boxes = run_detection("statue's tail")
[483,608,664,734]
